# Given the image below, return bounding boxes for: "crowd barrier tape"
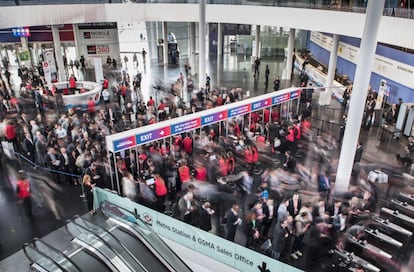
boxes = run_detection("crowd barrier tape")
[94,187,303,272]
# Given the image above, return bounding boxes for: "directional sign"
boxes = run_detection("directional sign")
[136,126,171,145]
[228,104,251,118]
[251,98,272,111]
[113,135,136,152]
[170,118,201,135]
[272,93,290,105]
[290,89,300,100]
[201,110,228,126]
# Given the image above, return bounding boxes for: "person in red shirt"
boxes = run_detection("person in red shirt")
[154,173,168,212]
[271,109,280,122]
[87,97,95,116]
[227,152,235,174]
[4,119,18,151]
[147,96,155,107]
[194,162,207,181]
[102,76,109,90]
[16,171,33,220]
[244,146,253,164]
[178,160,191,185]
[217,155,228,177]
[263,108,270,123]
[182,134,193,155]
[69,74,77,92]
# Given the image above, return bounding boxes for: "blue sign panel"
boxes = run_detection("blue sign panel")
[272,93,290,105]
[251,98,271,111]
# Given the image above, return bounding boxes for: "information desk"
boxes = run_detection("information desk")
[380,207,414,233]
[370,215,412,250]
[364,228,402,259]
[398,192,414,206]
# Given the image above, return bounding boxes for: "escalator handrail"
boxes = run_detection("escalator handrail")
[23,243,68,272]
[100,201,192,272]
[65,221,124,272]
[73,216,148,272]
[33,238,82,272]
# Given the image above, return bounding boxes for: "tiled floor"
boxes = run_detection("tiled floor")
[0,54,413,271]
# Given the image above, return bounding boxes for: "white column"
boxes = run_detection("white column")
[335,0,385,192]
[72,24,82,60]
[190,22,196,76]
[163,22,169,65]
[198,0,206,89]
[285,28,295,81]
[148,22,158,61]
[255,25,261,58]
[51,25,66,81]
[217,23,223,56]
[320,34,339,106]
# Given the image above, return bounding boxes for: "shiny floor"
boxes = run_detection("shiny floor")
[0,53,413,271]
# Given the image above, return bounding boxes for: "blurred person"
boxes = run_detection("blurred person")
[244,212,260,248]
[271,219,289,260]
[16,171,34,221]
[122,172,137,201]
[178,191,195,223]
[291,211,311,259]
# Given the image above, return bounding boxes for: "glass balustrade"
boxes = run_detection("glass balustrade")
[1,1,413,19]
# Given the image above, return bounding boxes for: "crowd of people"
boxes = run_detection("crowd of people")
[0,56,406,271]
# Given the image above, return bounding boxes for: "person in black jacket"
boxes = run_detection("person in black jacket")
[198,202,214,232]
[271,219,289,260]
[226,204,241,242]
[22,132,35,163]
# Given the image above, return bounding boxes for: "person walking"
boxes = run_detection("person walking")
[264,65,270,85]
[16,171,34,221]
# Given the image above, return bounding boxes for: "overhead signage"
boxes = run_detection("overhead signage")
[272,93,290,105]
[251,98,272,111]
[228,104,251,118]
[201,111,228,126]
[290,89,300,100]
[170,118,201,135]
[12,27,30,37]
[113,135,136,152]
[136,127,171,145]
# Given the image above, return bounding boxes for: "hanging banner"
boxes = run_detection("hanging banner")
[251,98,271,111]
[136,127,171,145]
[201,110,228,126]
[171,118,201,135]
[228,104,251,118]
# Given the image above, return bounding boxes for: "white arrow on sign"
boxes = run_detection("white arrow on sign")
[159,130,165,136]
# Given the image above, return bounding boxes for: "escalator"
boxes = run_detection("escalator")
[74,216,169,272]
[100,200,193,272]
[65,220,138,272]
[23,243,67,272]
[32,238,81,272]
